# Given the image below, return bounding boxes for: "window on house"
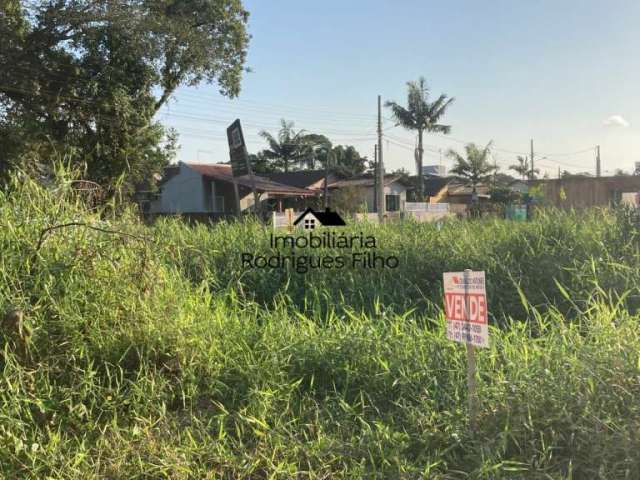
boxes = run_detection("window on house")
[213,195,225,213]
[385,194,400,212]
[304,218,316,229]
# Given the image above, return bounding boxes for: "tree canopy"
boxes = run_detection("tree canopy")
[448,142,498,194]
[509,155,539,180]
[385,77,454,200]
[258,120,310,173]
[257,119,367,176]
[330,145,367,178]
[0,0,250,191]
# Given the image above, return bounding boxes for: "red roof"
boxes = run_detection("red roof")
[328,175,407,189]
[186,163,316,196]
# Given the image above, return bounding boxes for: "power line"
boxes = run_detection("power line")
[3,64,382,122]
[162,110,379,137]
[0,74,605,165]
[175,89,380,120]
[0,82,383,141]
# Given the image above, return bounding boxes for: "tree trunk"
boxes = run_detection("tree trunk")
[418,129,424,200]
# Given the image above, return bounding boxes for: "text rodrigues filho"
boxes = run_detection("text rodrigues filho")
[241,232,400,274]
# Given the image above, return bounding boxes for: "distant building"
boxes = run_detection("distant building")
[264,170,336,191]
[328,174,410,212]
[422,165,447,177]
[149,162,315,219]
[530,175,640,208]
[422,177,492,217]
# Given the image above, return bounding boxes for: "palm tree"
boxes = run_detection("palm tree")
[303,133,332,169]
[385,77,454,200]
[259,119,309,172]
[509,155,539,180]
[448,142,498,198]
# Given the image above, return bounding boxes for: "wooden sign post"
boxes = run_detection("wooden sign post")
[443,269,488,432]
[232,180,241,215]
[285,208,294,233]
[463,270,478,432]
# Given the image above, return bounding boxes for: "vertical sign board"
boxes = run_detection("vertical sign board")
[226,119,250,177]
[226,119,259,214]
[443,271,489,348]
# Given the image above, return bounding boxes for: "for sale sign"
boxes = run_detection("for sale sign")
[226,119,251,178]
[443,271,489,347]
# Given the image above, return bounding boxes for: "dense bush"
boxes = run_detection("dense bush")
[1,171,639,478]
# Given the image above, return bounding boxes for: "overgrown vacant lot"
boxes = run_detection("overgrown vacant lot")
[2,173,640,479]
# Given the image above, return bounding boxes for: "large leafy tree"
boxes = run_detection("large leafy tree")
[448,142,498,196]
[385,77,454,200]
[303,133,332,170]
[258,121,367,175]
[331,145,367,178]
[258,120,310,173]
[248,151,276,174]
[509,155,539,180]
[305,138,366,177]
[0,0,249,190]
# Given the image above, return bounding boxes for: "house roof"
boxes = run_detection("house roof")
[293,207,346,226]
[446,182,491,196]
[422,176,452,197]
[421,176,496,197]
[327,174,408,189]
[264,170,328,189]
[185,163,316,196]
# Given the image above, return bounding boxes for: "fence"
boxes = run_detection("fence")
[274,204,453,228]
[272,210,301,231]
[354,212,402,223]
[404,211,451,222]
[355,210,451,224]
[405,202,449,213]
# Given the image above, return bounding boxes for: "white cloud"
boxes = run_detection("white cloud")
[603,115,630,128]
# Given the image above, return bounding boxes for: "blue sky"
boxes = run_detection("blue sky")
[159,0,640,177]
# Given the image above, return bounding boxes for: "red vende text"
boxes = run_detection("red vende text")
[444,293,488,323]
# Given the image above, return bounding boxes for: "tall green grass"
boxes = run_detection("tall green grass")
[1,170,639,478]
[154,202,640,322]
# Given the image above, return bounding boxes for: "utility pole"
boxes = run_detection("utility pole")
[373,144,378,212]
[530,139,535,181]
[323,149,331,208]
[596,145,601,177]
[377,95,385,222]
[493,155,497,189]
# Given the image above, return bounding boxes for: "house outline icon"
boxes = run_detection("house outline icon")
[293,207,346,230]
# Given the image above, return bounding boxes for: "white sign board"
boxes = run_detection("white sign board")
[443,271,489,347]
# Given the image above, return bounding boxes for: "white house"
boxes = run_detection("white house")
[149,162,316,216]
[328,175,410,212]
